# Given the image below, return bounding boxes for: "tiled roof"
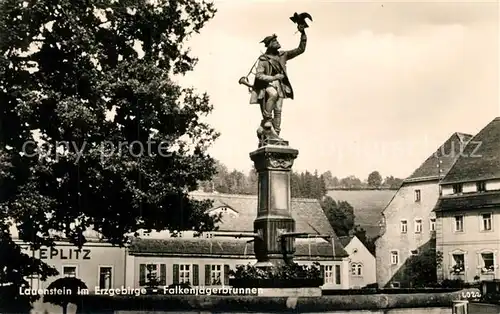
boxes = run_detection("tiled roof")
[440,117,500,184]
[190,192,335,236]
[404,132,473,183]
[434,191,500,212]
[338,236,354,247]
[129,237,348,259]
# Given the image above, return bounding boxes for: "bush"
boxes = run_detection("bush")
[482,292,500,305]
[229,262,323,288]
[406,249,443,288]
[230,262,321,281]
[437,279,481,289]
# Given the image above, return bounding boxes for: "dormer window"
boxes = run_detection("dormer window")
[453,184,463,194]
[477,181,486,193]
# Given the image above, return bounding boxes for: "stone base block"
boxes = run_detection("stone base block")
[257,287,322,297]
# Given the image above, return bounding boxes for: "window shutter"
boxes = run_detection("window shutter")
[335,265,341,285]
[224,265,230,286]
[173,264,179,284]
[205,264,211,286]
[139,264,146,286]
[160,264,167,286]
[193,264,199,286]
[320,265,325,278]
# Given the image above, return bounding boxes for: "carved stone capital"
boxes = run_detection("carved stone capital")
[250,146,299,172]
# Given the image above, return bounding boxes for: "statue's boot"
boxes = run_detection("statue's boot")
[261,119,283,141]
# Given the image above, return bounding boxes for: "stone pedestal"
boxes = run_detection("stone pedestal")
[250,144,299,268]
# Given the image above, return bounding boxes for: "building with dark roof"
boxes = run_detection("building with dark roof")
[125,192,352,290]
[13,192,352,296]
[375,132,472,288]
[435,117,500,283]
[338,235,376,289]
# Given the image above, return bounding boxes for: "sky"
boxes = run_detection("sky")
[178,0,499,180]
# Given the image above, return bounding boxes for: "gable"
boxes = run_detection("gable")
[344,236,375,261]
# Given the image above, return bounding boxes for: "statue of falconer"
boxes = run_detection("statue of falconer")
[240,13,310,145]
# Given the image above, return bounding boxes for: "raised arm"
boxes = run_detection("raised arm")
[284,31,307,61]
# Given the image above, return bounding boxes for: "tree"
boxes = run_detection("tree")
[212,160,230,193]
[406,249,443,288]
[290,172,302,198]
[339,176,363,189]
[245,167,258,195]
[320,196,355,237]
[321,171,334,188]
[0,0,218,311]
[383,176,404,189]
[367,171,383,188]
[352,225,376,256]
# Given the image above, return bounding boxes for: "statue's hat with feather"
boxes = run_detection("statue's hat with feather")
[260,34,277,47]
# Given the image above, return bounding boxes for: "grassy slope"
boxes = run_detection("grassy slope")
[326,190,396,238]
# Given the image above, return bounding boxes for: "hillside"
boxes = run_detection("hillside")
[326,189,396,238]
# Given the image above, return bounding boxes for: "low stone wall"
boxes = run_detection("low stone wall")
[75,288,479,313]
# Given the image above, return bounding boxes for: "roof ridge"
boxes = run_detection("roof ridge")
[439,116,500,184]
[190,192,320,203]
[454,132,474,143]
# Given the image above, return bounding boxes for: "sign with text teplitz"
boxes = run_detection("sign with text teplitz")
[19,245,91,260]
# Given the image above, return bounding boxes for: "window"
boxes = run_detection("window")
[62,266,77,278]
[452,254,465,274]
[391,251,399,265]
[98,266,113,289]
[392,282,400,288]
[400,220,407,233]
[324,265,334,284]
[147,264,158,281]
[179,264,191,284]
[139,264,166,286]
[454,216,464,232]
[481,213,492,231]
[414,190,421,202]
[453,184,463,194]
[211,265,222,285]
[430,218,436,232]
[481,253,495,273]
[335,265,341,285]
[142,230,150,237]
[415,219,422,233]
[205,232,213,238]
[351,263,362,276]
[477,181,486,192]
[410,249,419,256]
[27,275,40,290]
